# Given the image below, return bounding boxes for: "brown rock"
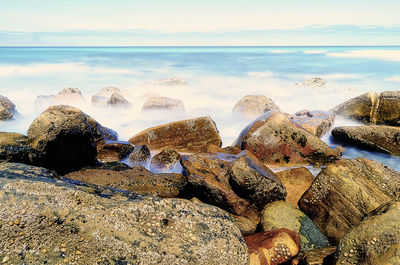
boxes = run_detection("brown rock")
[150,147,181,172]
[331,92,378,123]
[290,110,335,137]
[207,144,242,155]
[276,167,314,207]
[374,90,400,125]
[96,140,134,162]
[142,96,185,112]
[0,132,34,164]
[0,95,16,120]
[231,214,259,236]
[233,95,280,119]
[128,145,150,166]
[299,158,400,244]
[291,246,336,265]
[129,116,222,153]
[65,166,187,198]
[245,228,301,265]
[234,112,339,167]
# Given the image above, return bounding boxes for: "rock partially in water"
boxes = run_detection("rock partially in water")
[296,77,326,88]
[155,77,188,86]
[332,125,400,156]
[107,93,132,107]
[57,87,86,103]
[90,95,107,105]
[96,86,121,98]
[299,158,400,244]
[129,145,151,167]
[0,132,34,164]
[0,95,16,120]
[142,96,185,112]
[374,90,400,125]
[289,110,335,137]
[234,112,339,167]
[233,95,280,119]
[129,116,222,153]
[96,140,134,162]
[336,201,400,265]
[150,148,181,172]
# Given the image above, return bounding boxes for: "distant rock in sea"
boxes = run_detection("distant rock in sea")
[0,95,17,120]
[295,77,326,87]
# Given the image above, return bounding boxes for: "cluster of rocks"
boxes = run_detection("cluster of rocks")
[1,90,400,264]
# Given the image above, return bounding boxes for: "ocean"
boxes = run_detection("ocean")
[1,46,400,170]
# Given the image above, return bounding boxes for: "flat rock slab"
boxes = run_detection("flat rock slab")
[289,110,335,137]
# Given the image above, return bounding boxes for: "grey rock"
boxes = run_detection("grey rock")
[233,95,280,119]
[142,96,185,112]
[129,145,151,166]
[0,95,16,120]
[107,93,132,107]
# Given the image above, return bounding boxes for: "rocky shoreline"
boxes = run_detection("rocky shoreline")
[1,89,400,264]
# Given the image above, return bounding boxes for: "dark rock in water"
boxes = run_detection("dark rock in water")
[65,166,187,198]
[0,95,16,120]
[245,228,301,265]
[150,147,181,172]
[292,246,336,265]
[0,162,249,265]
[233,95,280,119]
[332,125,400,156]
[299,158,400,244]
[86,117,118,143]
[234,112,339,167]
[142,96,185,112]
[0,132,34,164]
[129,116,222,153]
[289,110,335,137]
[129,145,150,166]
[96,140,134,162]
[107,92,132,107]
[27,105,98,174]
[207,144,242,155]
[261,201,330,251]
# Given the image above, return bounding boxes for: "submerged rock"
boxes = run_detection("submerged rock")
[128,145,151,166]
[142,96,185,112]
[96,140,134,162]
[58,87,85,102]
[233,95,280,119]
[150,148,181,172]
[296,77,326,88]
[289,110,335,137]
[0,95,16,120]
[155,77,188,86]
[0,132,34,164]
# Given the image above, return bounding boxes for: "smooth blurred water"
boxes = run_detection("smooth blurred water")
[0,46,399,170]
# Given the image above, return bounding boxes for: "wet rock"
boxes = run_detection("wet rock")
[291,246,336,265]
[96,140,134,162]
[245,228,301,265]
[0,163,249,265]
[0,132,34,164]
[275,167,315,207]
[0,95,16,120]
[128,145,150,166]
[233,95,280,119]
[332,125,400,156]
[65,166,187,198]
[107,93,132,107]
[289,110,335,137]
[336,201,400,265]
[261,201,330,251]
[0,162,58,179]
[299,158,400,244]
[129,116,222,153]
[150,148,181,172]
[27,105,97,174]
[85,161,132,171]
[142,96,185,112]
[375,90,400,125]
[86,117,118,143]
[234,112,339,167]
[207,144,242,155]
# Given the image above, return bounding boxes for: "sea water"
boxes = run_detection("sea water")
[1,46,399,170]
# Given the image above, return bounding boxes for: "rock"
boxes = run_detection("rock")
[97,86,121,98]
[129,116,222,153]
[234,112,339,167]
[336,201,400,265]
[275,167,314,207]
[107,93,132,107]
[142,96,185,112]
[85,161,132,171]
[207,144,242,155]
[0,132,35,164]
[245,228,301,265]
[65,166,187,198]
[91,95,107,105]
[374,90,400,125]
[233,95,280,119]
[128,145,150,166]
[0,162,58,179]
[0,95,16,120]
[295,77,326,88]
[0,162,249,265]
[150,148,181,172]
[332,125,400,156]
[291,246,336,265]
[231,214,259,237]
[261,201,330,251]
[96,140,134,162]
[58,87,85,100]
[155,77,188,86]
[86,117,118,143]
[289,110,335,137]
[27,105,97,174]
[299,158,400,244]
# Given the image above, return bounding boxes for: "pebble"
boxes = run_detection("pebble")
[13,219,20,225]
[60,243,67,248]
[2,256,9,263]
[41,249,47,253]
[76,250,82,255]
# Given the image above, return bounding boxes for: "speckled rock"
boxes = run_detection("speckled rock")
[290,110,335,137]
[291,246,336,265]
[332,125,400,156]
[107,93,132,107]
[336,201,400,265]
[0,162,249,265]
[261,201,330,251]
[234,112,339,167]
[142,96,185,112]
[0,132,34,164]
[245,228,301,265]
[0,95,16,120]
[129,145,151,167]
[65,166,187,198]
[233,95,280,119]
[129,116,222,153]
[299,158,400,244]
[96,140,134,162]
[207,144,242,155]
[150,148,181,172]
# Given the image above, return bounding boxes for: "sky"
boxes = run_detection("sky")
[1,0,400,46]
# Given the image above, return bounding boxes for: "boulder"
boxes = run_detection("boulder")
[128,145,151,166]
[65,166,187,198]
[0,162,249,265]
[245,228,301,265]
[0,132,34,164]
[142,96,185,112]
[299,158,400,244]
[27,105,98,174]
[150,148,181,172]
[233,95,280,119]
[289,110,335,137]
[261,201,330,251]
[275,167,315,208]
[86,117,118,143]
[234,112,339,166]
[129,116,222,153]
[375,91,400,125]
[336,201,400,265]
[0,95,16,120]
[231,214,259,237]
[107,93,132,107]
[96,140,134,162]
[57,87,86,103]
[332,125,400,156]
[96,86,121,98]
[207,144,242,155]
[299,77,326,88]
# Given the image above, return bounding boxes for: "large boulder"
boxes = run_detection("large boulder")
[0,132,33,164]
[27,105,98,174]
[289,110,335,137]
[233,95,280,119]
[375,91,400,125]
[234,112,339,166]
[332,125,400,156]
[299,158,400,244]
[0,95,16,120]
[142,96,185,112]
[336,201,400,265]
[0,162,249,265]
[129,116,222,153]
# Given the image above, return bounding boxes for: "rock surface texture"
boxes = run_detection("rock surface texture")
[96,140,134,162]
[0,95,16,120]
[142,96,185,112]
[289,110,335,137]
[233,95,280,119]
[0,132,33,164]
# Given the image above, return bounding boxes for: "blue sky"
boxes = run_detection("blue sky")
[1,0,400,45]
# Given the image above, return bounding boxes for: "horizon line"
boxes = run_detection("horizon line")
[1,45,400,48]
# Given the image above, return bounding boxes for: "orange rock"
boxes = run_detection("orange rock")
[207,144,242,155]
[96,140,134,162]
